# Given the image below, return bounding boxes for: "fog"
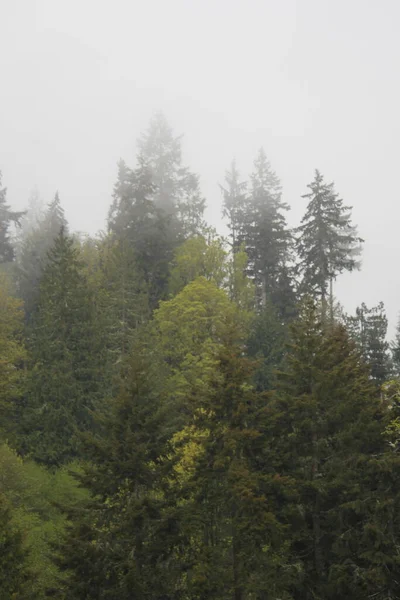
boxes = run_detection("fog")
[1,0,399,334]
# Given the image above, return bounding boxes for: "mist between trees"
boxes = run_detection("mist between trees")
[0,112,400,599]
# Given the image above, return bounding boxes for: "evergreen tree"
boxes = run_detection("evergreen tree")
[271,301,383,598]
[220,160,247,252]
[166,345,295,600]
[20,228,102,467]
[345,301,391,385]
[58,334,171,599]
[0,493,33,599]
[16,192,68,321]
[247,299,287,392]
[138,111,206,236]
[296,170,363,315]
[14,187,45,249]
[0,170,25,263]
[0,272,26,440]
[108,159,175,307]
[96,235,149,392]
[241,149,295,315]
[391,315,400,378]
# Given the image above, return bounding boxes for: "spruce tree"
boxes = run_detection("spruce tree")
[271,301,383,598]
[167,345,295,599]
[138,111,206,236]
[20,228,102,467]
[96,235,149,391]
[241,149,294,315]
[391,315,400,378]
[0,272,26,441]
[296,170,363,316]
[0,493,33,599]
[108,159,175,307]
[219,160,247,252]
[0,170,25,263]
[58,334,170,599]
[16,191,68,321]
[345,301,391,385]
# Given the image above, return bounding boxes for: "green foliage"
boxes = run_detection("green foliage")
[15,191,68,321]
[271,301,385,598]
[243,149,294,311]
[345,301,391,385]
[169,233,227,295]
[0,492,32,599]
[138,111,206,236]
[220,160,247,252]
[296,170,363,306]
[20,229,103,466]
[0,443,87,598]
[247,299,287,391]
[0,170,25,264]
[57,336,170,599]
[0,271,26,438]
[108,159,177,308]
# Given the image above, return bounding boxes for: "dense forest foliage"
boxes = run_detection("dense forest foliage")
[1,112,400,599]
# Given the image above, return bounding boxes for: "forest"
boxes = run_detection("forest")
[0,112,400,600]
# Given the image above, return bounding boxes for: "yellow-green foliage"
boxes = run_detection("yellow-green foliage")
[0,443,88,597]
[169,234,227,295]
[154,277,244,406]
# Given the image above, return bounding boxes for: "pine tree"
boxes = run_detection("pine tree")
[391,315,400,378]
[96,235,149,391]
[296,170,363,316]
[345,302,391,385]
[108,159,175,308]
[0,493,33,599]
[20,228,102,467]
[16,192,68,321]
[271,301,383,598]
[0,272,26,440]
[0,170,25,263]
[58,334,171,599]
[220,160,247,252]
[163,342,295,599]
[138,111,206,236]
[241,149,294,314]
[247,299,287,392]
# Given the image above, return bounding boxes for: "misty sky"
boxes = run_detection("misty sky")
[1,0,400,334]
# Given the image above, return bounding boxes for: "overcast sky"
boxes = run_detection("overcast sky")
[1,0,399,334]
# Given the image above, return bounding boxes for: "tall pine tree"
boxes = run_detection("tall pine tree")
[138,111,206,236]
[0,170,25,263]
[296,170,362,318]
[240,149,295,316]
[20,228,102,467]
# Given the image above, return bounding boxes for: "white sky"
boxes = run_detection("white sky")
[1,0,400,334]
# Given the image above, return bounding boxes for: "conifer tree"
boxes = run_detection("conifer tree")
[391,316,400,378]
[0,170,25,263]
[220,160,247,252]
[138,111,206,236]
[0,493,33,599]
[296,170,363,315]
[0,272,26,440]
[58,334,171,599]
[247,298,287,391]
[271,301,383,598]
[345,301,391,385]
[16,191,68,320]
[240,149,294,315]
[96,235,149,391]
[108,159,175,307]
[166,345,295,599]
[20,228,102,467]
